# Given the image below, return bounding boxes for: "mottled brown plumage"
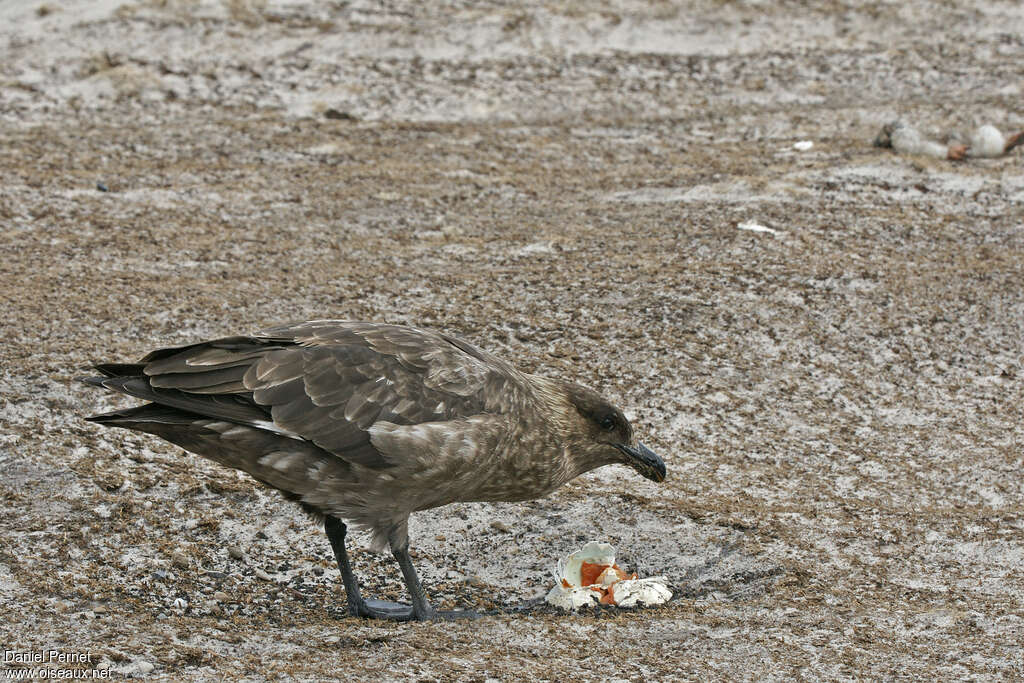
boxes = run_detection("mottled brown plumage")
[80,320,666,621]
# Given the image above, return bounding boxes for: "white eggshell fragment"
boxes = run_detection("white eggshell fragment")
[610,577,673,608]
[545,584,599,610]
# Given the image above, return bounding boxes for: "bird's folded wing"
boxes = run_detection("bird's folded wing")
[136,322,526,469]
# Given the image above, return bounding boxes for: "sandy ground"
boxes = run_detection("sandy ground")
[2,0,1023,680]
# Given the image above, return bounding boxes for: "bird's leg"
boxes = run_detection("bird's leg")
[389,539,436,621]
[324,516,478,621]
[388,536,482,622]
[324,515,417,621]
[324,515,370,618]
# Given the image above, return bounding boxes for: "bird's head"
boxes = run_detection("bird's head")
[555,381,666,483]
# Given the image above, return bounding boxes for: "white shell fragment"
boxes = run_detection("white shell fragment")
[737,220,780,236]
[793,140,814,151]
[548,585,603,611]
[609,578,674,608]
[545,541,671,610]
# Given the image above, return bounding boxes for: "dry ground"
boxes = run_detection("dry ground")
[1,0,1023,680]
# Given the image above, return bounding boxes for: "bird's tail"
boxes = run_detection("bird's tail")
[77,364,271,427]
[83,402,200,428]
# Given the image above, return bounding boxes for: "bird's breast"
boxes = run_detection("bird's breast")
[463,435,575,503]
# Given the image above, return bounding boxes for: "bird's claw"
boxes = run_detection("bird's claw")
[352,599,479,622]
[354,598,417,621]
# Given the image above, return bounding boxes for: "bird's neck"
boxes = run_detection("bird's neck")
[525,374,577,436]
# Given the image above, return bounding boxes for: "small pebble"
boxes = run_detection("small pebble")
[227,546,244,560]
[213,591,230,602]
[489,520,510,533]
[171,597,188,610]
[96,182,109,192]
[171,551,189,569]
[254,568,273,581]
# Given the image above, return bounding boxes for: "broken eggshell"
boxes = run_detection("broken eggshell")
[608,578,674,608]
[545,541,671,610]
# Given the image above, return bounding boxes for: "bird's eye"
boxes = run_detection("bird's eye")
[600,416,616,431]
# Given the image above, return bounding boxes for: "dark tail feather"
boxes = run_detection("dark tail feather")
[76,363,146,388]
[85,403,199,426]
[95,363,147,378]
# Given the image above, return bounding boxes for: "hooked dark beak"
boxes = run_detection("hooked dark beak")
[615,442,666,483]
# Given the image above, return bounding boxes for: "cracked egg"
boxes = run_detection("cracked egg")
[545,541,672,610]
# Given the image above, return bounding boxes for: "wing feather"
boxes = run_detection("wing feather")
[149,365,249,392]
[107,321,527,471]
